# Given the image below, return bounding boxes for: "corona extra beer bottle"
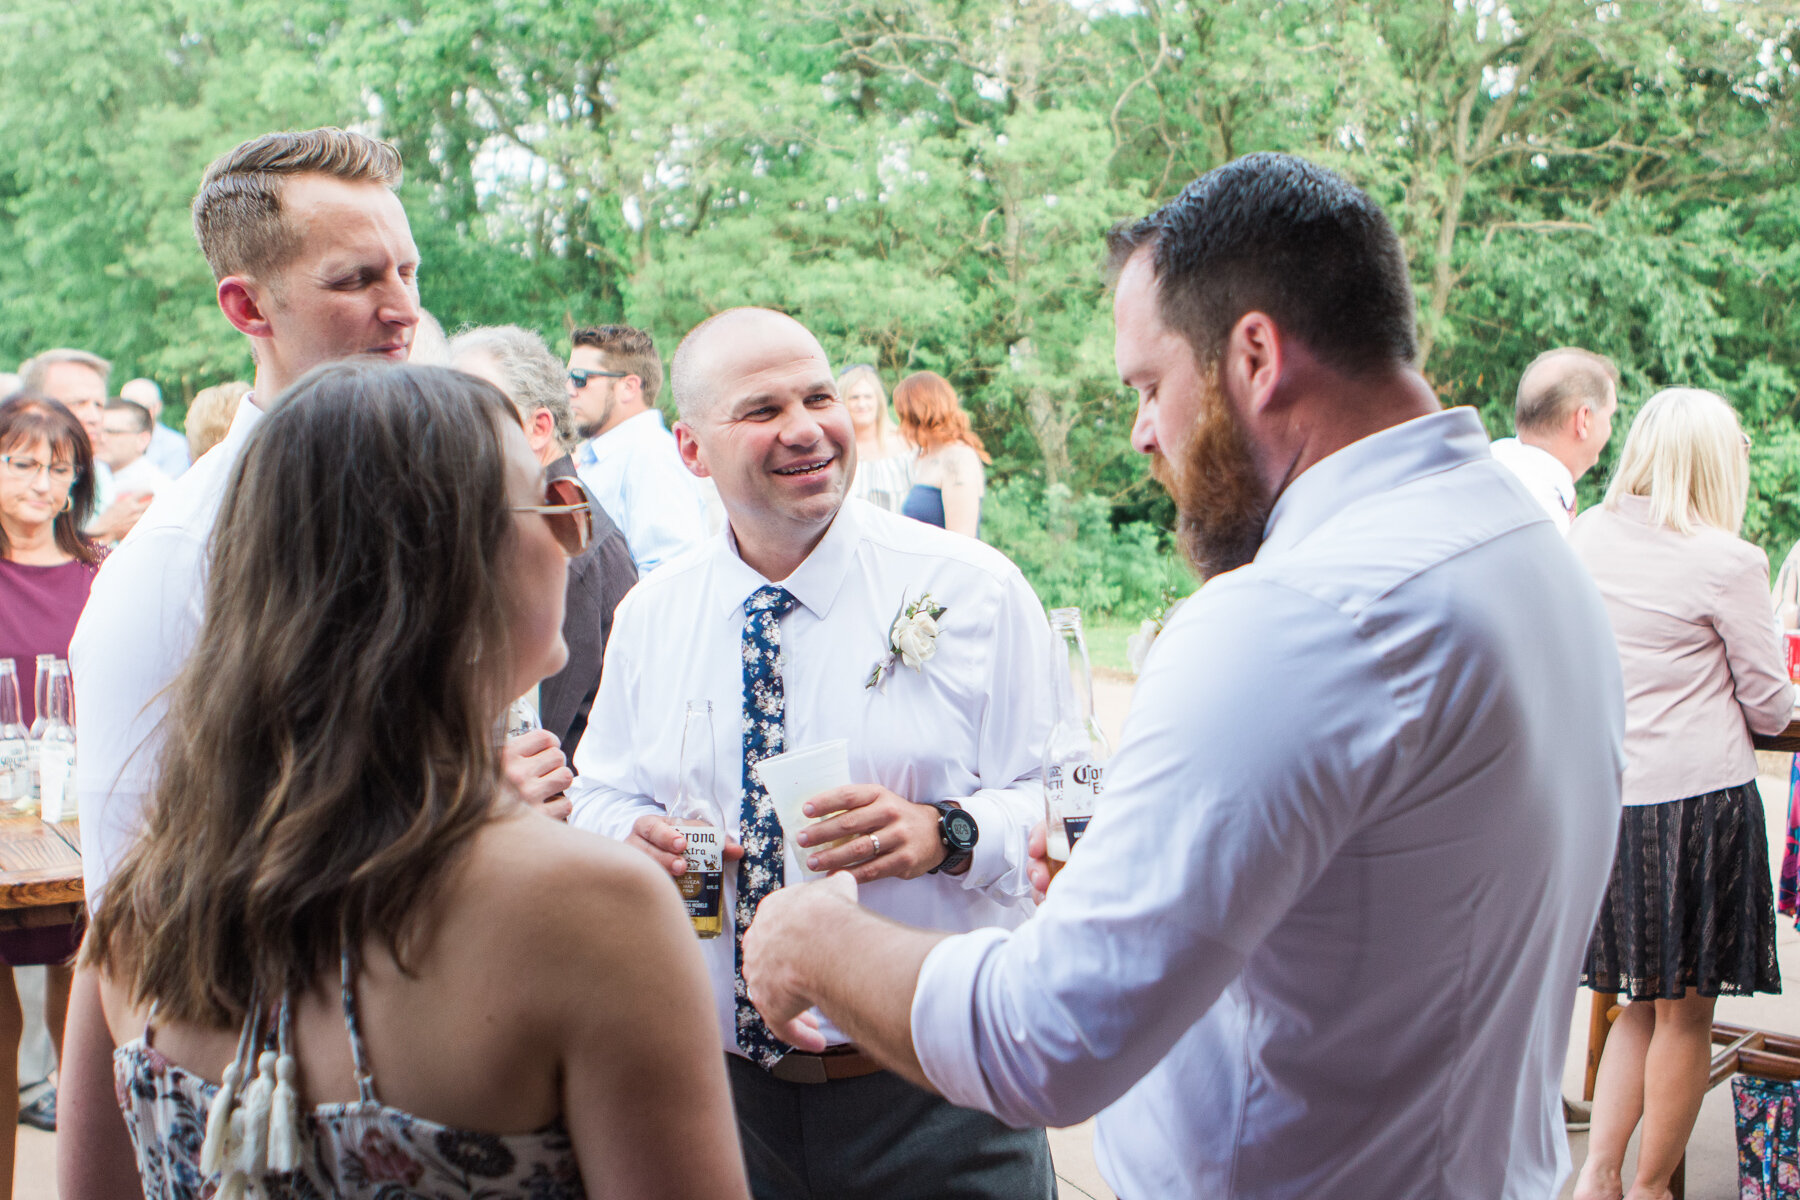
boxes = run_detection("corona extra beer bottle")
[1042,608,1112,882]
[669,700,725,938]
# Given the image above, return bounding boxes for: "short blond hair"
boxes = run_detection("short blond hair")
[192,128,403,283]
[184,381,251,459]
[1603,387,1747,535]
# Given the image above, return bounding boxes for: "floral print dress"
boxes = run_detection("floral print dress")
[113,958,586,1200]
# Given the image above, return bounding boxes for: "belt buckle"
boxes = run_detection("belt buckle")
[770,1053,830,1084]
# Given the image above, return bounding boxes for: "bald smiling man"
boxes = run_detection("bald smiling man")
[566,308,1058,1199]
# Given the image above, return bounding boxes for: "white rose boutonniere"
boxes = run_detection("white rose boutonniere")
[1125,594,1190,676]
[866,593,949,691]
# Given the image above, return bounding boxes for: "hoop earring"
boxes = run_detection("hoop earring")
[58,496,72,513]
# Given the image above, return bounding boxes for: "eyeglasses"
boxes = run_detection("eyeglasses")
[512,475,596,557]
[568,368,627,389]
[0,454,78,487]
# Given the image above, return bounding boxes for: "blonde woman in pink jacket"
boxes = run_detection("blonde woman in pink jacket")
[1569,388,1793,1200]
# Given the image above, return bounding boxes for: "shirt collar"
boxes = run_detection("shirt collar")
[215,392,265,458]
[1501,437,1577,503]
[578,408,666,466]
[1257,407,1488,561]
[713,499,864,622]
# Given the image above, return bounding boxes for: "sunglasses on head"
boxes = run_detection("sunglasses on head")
[513,475,597,557]
[568,368,628,389]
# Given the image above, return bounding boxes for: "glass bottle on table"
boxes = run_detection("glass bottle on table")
[37,659,76,824]
[27,652,53,803]
[668,700,725,939]
[1042,607,1112,884]
[0,660,29,810]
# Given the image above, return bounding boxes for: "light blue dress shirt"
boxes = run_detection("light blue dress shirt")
[572,409,708,574]
[911,408,1627,1199]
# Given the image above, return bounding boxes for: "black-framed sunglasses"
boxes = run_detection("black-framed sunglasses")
[513,475,597,557]
[568,368,628,389]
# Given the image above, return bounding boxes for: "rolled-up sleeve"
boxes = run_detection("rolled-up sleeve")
[910,581,1399,1129]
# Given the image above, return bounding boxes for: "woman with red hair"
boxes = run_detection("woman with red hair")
[894,371,989,539]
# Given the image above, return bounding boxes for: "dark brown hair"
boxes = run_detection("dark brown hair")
[0,397,101,565]
[571,324,664,406]
[193,128,404,283]
[1105,152,1417,375]
[893,371,990,462]
[87,362,523,1025]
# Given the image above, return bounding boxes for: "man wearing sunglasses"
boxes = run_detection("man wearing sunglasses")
[567,324,711,574]
[452,323,638,777]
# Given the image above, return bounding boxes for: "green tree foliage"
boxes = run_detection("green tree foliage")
[1,0,1796,610]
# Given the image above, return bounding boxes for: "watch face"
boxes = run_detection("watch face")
[946,809,977,848]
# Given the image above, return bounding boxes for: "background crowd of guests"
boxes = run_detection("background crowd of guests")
[0,125,1789,1200]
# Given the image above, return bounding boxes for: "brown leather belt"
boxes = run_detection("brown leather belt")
[766,1045,886,1085]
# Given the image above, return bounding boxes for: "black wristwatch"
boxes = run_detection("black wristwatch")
[927,800,979,875]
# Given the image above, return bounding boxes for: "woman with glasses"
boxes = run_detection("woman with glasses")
[837,364,915,513]
[67,363,747,1199]
[0,396,104,1184]
[1570,388,1791,1200]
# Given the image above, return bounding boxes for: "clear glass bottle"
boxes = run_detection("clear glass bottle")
[667,700,725,938]
[27,652,53,803]
[1042,607,1113,882]
[0,660,30,810]
[37,660,76,823]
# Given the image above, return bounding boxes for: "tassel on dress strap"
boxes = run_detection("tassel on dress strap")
[199,988,261,1185]
[266,996,303,1173]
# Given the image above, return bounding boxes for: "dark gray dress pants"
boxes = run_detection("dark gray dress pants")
[726,1054,1056,1200]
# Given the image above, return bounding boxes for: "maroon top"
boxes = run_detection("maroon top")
[0,555,101,727]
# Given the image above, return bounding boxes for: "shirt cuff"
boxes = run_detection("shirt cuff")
[951,791,1032,902]
[568,786,664,842]
[912,926,1011,1113]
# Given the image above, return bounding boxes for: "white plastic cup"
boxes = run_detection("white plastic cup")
[753,739,850,881]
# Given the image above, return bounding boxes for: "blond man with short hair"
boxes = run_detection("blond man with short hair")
[60,129,568,1199]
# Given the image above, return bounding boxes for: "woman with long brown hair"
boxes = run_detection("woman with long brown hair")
[68,363,747,1199]
[894,371,989,539]
[0,396,104,1188]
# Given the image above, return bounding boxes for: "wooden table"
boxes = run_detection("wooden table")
[0,813,83,930]
[1580,716,1800,1198]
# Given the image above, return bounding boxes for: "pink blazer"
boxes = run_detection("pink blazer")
[1569,494,1794,806]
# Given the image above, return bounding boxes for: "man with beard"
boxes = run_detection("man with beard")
[743,153,1627,1199]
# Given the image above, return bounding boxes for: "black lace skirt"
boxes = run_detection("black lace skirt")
[1584,782,1782,1000]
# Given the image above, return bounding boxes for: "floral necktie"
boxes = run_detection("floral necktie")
[736,584,797,1066]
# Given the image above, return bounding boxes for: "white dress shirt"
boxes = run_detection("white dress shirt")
[71,397,264,901]
[573,409,708,574]
[1490,435,1576,533]
[146,422,192,479]
[911,409,1627,1200]
[109,456,172,498]
[569,497,1053,1055]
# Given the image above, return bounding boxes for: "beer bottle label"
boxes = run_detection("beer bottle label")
[1047,759,1102,849]
[678,825,725,923]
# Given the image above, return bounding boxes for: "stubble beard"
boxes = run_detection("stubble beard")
[1150,370,1274,582]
